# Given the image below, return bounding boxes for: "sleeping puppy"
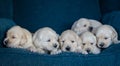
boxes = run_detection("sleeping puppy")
[95,25,120,48]
[71,18,102,35]
[89,19,102,33]
[80,31,100,54]
[4,26,36,52]
[33,27,61,55]
[59,30,82,52]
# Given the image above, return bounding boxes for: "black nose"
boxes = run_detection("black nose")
[99,43,104,47]
[66,46,71,51]
[86,49,90,53]
[53,44,57,48]
[89,27,93,32]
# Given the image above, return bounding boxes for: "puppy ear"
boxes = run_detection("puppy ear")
[56,34,59,40]
[75,34,82,52]
[58,36,63,48]
[75,34,82,46]
[20,28,32,45]
[111,26,120,44]
[20,32,27,46]
[71,21,78,30]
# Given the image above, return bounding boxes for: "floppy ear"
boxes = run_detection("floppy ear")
[20,28,32,45]
[58,36,63,48]
[75,34,82,52]
[56,34,59,40]
[75,34,82,46]
[111,26,120,44]
[71,21,78,30]
[20,32,27,46]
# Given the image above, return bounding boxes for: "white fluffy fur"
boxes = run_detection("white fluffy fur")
[71,18,102,35]
[59,30,82,52]
[95,25,120,48]
[4,26,36,52]
[33,27,61,55]
[80,31,100,54]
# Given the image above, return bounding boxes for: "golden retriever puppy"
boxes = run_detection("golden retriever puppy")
[71,18,102,35]
[33,27,61,55]
[59,30,82,52]
[4,26,36,52]
[95,25,120,48]
[80,31,100,54]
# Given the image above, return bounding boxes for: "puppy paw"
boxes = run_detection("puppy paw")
[92,47,101,54]
[76,46,82,53]
[36,49,46,54]
[81,51,88,55]
[51,50,62,55]
[28,46,37,52]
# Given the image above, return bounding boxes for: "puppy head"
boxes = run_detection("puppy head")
[59,30,82,52]
[33,27,59,52]
[96,25,118,48]
[71,18,91,35]
[80,31,98,54]
[4,26,28,48]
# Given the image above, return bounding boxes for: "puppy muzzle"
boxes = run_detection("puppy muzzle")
[86,48,91,53]
[65,46,71,51]
[89,27,93,32]
[53,44,58,48]
[98,43,105,48]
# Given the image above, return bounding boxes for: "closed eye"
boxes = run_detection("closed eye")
[62,40,64,43]
[83,24,87,27]
[91,43,93,45]
[71,40,75,43]
[82,43,86,45]
[104,37,108,40]
[12,36,16,39]
[47,39,51,42]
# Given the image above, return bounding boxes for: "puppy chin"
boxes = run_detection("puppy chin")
[7,44,20,48]
[98,43,111,48]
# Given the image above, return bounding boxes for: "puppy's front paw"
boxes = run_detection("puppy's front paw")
[28,46,37,52]
[114,40,120,44]
[92,48,101,54]
[81,51,88,55]
[76,46,82,53]
[36,49,46,54]
[51,50,62,55]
